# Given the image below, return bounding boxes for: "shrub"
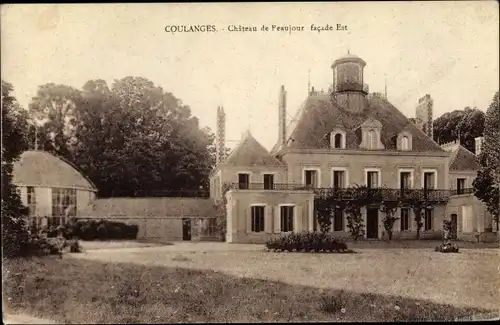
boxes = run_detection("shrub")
[435,242,459,253]
[22,234,65,257]
[59,219,139,241]
[265,231,348,253]
[68,239,83,253]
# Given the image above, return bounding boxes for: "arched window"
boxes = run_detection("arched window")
[368,130,377,149]
[334,133,342,148]
[401,136,409,150]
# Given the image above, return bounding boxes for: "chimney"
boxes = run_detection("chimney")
[216,106,226,165]
[278,85,287,146]
[415,94,434,139]
[475,136,484,156]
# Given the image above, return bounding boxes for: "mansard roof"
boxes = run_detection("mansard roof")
[225,131,285,167]
[272,94,445,153]
[449,145,481,171]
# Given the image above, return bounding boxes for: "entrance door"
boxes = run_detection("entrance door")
[366,208,379,239]
[182,218,192,241]
[450,214,458,239]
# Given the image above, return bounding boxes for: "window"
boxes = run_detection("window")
[401,136,409,150]
[400,208,410,231]
[333,170,346,189]
[280,206,294,232]
[333,208,343,231]
[27,186,36,215]
[367,171,379,188]
[368,130,377,149]
[423,172,435,190]
[238,173,250,189]
[334,133,342,148]
[424,209,433,231]
[457,178,466,194]
[304,170,318,188]
[263,174,274,190]
[400,172,411,189]
[52,188,77,226]
[251,206,265,232]
[199,218,217,237]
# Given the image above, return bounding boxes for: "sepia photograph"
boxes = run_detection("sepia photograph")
[1,2,499,323]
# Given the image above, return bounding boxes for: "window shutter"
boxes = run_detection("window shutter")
[246,207,252,233]
[294,206,302,232]
[274,206,281,233]
[265,206,273,233]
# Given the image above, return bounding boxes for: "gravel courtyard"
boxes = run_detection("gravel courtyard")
[70,242,500,311]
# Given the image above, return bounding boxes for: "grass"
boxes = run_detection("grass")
[70,242,500,311]
[3,256,497,323]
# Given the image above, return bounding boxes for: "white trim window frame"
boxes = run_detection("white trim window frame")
[237,171,252,189]
[330,130,347,149]
[364,168,382,188]
[330,167,349,189]
[250,204,266,233]
[302,167,321,188]
[278,203,295,233]
[397,168,415,189]
[421,168,438,190]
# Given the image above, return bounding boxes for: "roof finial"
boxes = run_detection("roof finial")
[384,74,387,99]
[308,68,311,95]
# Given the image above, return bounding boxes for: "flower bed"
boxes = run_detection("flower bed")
[435,242,459,253]
[265,231,349,253]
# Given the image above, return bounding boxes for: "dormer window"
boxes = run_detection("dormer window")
[334,133,342,148]
[359,118,385,150]
[328,129,346,149]
[397,131,413,151]
[368,130,376,149]
[401,136,409,150]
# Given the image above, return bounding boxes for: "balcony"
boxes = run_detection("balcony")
[230,183,312,191]
[314,187,451,203]
[450,188,475,196]
[334,82,369,94]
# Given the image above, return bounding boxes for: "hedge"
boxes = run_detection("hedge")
[44,219,139,241]
[265,231,348,253]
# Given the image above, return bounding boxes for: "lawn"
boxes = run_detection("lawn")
[3,255,497,323]
[69,242,500,311]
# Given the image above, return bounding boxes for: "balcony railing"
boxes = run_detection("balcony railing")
[231,183,312,191]
[449,188,475,196]
[230,184,456,203]
[334,82,369,94]
[314,187,451,202]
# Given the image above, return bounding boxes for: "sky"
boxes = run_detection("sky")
[2,2,499,151]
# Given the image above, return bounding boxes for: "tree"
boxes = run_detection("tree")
[214,182,233,241]
[403,190,437,240]
[473,91,500,227]
[433,108,485,152]
[29,77,217,198]
[344,185,383,240]
[1,80,30,258]
[28,83,83,157]
[379,197,401,241]
[433,107,485,153]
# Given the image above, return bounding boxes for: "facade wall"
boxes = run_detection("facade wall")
[449,171,476,191]
[211,165,288,200]
[323,205,445,240]
[17,185,96,217]
[445,194,494,238]
[78,216,217,242]
[226,190,315,244]
[281,151,449,189]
